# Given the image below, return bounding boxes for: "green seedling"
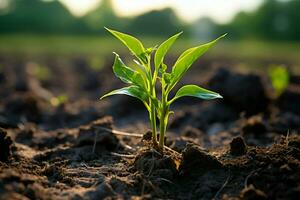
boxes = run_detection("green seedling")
[30,63,52,81]
[89,56,105,71]
[101,28,225,151]
[50,94,68,107]
[268,65,289,96]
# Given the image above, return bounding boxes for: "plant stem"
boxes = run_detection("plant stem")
[159,109,166,149]
[150,100,157,145]
[147,56,158,146]
[159,85,168,149]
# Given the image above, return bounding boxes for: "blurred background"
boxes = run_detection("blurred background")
[0,0,300,131]
[1,0,300,60]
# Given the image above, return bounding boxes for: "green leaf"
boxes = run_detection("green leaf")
[100,86,148,103]
[133,59,150,79]
[105,27,147,62]
[168,34,226,91]
[177,47,195,61]
[154,32,182,69]
[170,85,222,104]
[112,53,145,89]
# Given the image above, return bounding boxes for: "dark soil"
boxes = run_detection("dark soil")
[229,136,247,156]
[0,128,12,161]
[0,56,300,199]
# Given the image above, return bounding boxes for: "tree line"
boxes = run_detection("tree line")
[0,0,299,40]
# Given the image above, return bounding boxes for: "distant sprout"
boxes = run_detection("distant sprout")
[268,65,289,96]
[29,63,52,81]
[89,57,105,71]
[50,94,68,107]
[101,28,225,151]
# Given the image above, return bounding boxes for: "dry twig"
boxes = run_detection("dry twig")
[214,173,231,200]
[110,152,135,158]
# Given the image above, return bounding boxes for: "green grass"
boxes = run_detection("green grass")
[0,34,120,56]
[0,34,188,56]
[0,34,300,65]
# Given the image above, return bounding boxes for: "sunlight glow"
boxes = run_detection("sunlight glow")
[60,0,263,23]
[60,0,101,16]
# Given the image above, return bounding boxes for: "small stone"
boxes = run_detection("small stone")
[230,136,247,156]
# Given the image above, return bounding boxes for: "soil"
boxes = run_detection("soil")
[0,55,300,200]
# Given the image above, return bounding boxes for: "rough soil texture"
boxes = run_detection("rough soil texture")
[0,56,300,199]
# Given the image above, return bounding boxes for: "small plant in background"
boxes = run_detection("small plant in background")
[101,28,225,151]
[89,57,105,72]
[268,65,289,96]
[50,94,68,107]
[28,62,52,82]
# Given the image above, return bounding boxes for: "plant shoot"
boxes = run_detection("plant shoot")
[101,28,225,150]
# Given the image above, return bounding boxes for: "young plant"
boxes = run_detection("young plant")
[101,28,225,151]
[268,65,289,96]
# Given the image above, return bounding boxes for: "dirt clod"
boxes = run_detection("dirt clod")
[168,136,197,152]
[230,136,247,156]
[0,128,13,162]
[182,126,204,138]
[288,139,300,149]
[141,130,152,142]
[76,117,119,151]
[84,181,116,200]
[240,185,268,200]
[133,149,178,180]
[242,115,267,136]
[4,93,41,124]
[208,68,268,115]
[179,144,223,175]
[277,85,300,115]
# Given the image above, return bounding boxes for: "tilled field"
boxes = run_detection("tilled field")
[0,56,299,200]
